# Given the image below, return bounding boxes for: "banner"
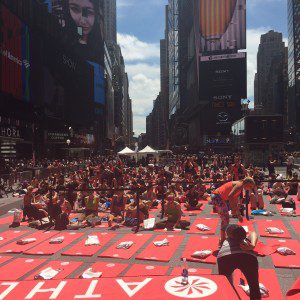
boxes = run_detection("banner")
[0,276,238,299]
[197,0,246,53]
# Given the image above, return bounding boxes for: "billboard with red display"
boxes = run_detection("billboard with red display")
[0,4,31,101]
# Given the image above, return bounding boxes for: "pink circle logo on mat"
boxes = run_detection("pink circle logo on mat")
[278,240,286,243]
[167,235,174,238]
[25,259,34,263]
[113,254,119,257]
[102,233,108,236]
[14,231,20,233]
[61,262,70,266]
[165,276,217,298]
[106,263,115,268]
[137,234,143,236]
[146,266,155,270]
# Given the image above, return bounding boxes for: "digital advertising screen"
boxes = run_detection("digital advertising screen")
[199,53,247,108]
[197,0,246,53]
[0,4,31,101]
[50,0,103,64]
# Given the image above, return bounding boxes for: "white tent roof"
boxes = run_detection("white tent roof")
[118,147,136,155]
[138,146,158,154]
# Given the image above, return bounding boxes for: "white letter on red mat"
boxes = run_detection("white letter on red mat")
[0,282,19,299]
[25,281,67,299]
[74,280,102,299]
[116,278,152,298]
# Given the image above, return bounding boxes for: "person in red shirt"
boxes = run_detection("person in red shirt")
[211,178,256,246]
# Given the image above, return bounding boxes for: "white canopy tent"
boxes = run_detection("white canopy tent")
[138,146,158,154]
[118,147,136,155]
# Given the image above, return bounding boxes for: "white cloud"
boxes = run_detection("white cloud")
[117,33,160,62]
[117,33,161,135]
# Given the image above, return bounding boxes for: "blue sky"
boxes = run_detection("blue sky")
[116,0,288,135]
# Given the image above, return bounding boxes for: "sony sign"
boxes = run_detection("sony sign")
[0,126,21,139]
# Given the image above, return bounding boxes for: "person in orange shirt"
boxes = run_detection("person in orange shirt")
[211,178,256,246]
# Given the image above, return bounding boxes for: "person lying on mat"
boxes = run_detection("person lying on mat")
[217,224,261,300]
[108,193,126,227]
[211,177,256,246]
[183,186,204,211]
[155,194,190,230]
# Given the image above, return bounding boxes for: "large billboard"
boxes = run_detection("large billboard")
[50,0,103,64]
[49,0,105,105]
[197,0,246,53]
[0,4,31,101]
[199,53,247,108]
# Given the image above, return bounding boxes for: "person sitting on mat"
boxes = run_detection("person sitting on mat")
[183,186,203,211]
[211,177,256,246]
[84,191,100,217]
[108,193,126,227]
[155,194,190,230]
[217,224,261,300]
[122,201,148,227]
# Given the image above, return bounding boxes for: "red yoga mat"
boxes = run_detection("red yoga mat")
[256,220,291,238]
[171,267,212,276]
[181,236,219,264]
[0,257,46,280]
[266,239,300,268]
[98,233,152,260]
[78,262,128,278]
[290,220,300,235]
[253,241,276,256]
[25,260,83,280]
[233,269,283,300]
[0,275,240,300]
[0,230,29,247]
[181,203,206,214]
[237,220,255,233]
[61,232,116,256]
[0,216,27,226]
[124,264,169,277]
[136,235,184,262]
[0,230,58,254]
[24,232,84,255]
[275,204,300,216]
[0,255,12,265]
[286,278,300,300]
[188,218,219,235]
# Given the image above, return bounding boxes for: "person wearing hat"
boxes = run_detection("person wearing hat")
[217,224,260,300]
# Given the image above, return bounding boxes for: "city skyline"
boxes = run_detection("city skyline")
[117,0,288,135]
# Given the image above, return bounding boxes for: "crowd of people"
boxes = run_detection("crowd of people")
[0,152,299,299]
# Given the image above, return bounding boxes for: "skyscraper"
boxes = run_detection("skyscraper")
[255,30,287,114]
[103,0,117,44]
[287,0,300,144]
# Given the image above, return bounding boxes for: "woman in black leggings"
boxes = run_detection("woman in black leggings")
[217,224,261,300]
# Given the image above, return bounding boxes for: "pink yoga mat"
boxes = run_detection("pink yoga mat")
[61,232,116,256]
[256,220,291,239]
[124,264,169,277]
[0,257,46,280]
[136,235,184,262]
[0,230,58,254]
[181,203,206,214]
[24,232,84,255]
[234,269,283,300]
[0,230,29,247]
[266,239,300,268]
[188,218,219,235]
[25,260,83,280]
[181,236,219,264]
[78,262,128,278]
[98,233,152,260]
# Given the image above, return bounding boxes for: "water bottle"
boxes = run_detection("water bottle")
[181,258,189,285]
